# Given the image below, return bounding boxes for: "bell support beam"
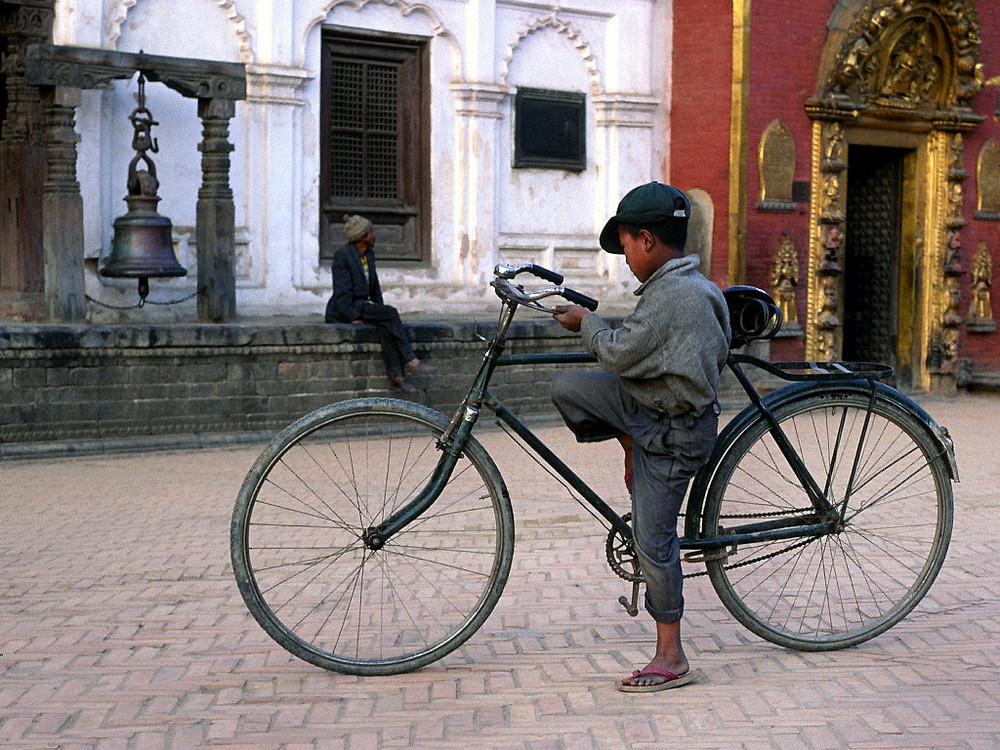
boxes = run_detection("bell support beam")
[22,44,246,322]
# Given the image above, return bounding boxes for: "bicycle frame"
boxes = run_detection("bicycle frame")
[364,293,866,554]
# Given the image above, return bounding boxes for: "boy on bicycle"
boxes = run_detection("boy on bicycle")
[551,182,731,692]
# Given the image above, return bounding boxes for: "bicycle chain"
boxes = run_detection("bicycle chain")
[606,508,819,581]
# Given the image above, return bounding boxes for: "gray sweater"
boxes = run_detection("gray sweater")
[579,255,731,416]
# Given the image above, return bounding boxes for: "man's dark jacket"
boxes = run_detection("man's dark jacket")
[326,242,383,322]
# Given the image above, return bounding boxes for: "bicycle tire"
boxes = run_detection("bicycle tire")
[231,398,515,675]
[701,388,953,650]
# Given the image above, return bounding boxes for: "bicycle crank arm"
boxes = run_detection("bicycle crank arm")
[618,580,641,617]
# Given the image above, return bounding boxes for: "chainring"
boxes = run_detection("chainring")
[605,512,644,583]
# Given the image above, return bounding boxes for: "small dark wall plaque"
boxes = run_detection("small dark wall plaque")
[513,87,586,171]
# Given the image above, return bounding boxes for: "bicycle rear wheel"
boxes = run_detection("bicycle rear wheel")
[231,398,514,675]
[702,389,953,650]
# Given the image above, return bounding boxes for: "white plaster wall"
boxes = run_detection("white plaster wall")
[60,0,672,321]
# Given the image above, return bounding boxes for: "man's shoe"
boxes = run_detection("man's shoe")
[405,361,434,375]
[391,376,418,393]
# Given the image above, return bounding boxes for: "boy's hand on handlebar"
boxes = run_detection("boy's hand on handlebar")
[552,304,587,333]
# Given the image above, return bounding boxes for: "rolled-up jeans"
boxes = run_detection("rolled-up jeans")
[550,370,718,623]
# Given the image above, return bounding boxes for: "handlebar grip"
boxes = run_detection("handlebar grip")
[562,288,600,311]
[527,264,564,284]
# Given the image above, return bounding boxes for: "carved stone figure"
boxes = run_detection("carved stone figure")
[970,243,994,325]
[771,234,799,326]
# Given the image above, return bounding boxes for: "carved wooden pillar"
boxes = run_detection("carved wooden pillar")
[0,0,53,319]
[40,85,84,320]
[196,97,236,323]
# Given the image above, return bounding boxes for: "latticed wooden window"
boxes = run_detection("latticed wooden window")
[321,31,429,262]
[328,60,399,200]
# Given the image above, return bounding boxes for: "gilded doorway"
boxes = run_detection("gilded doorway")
[805,0,984,389]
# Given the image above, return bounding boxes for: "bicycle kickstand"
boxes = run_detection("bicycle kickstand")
[618,580,640,617]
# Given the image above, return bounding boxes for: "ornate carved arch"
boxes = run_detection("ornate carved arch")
[105,0,254,64]
[300,0,459,71]
[804,0,985,387]
[499,14,601,94]
[821,0,983,109]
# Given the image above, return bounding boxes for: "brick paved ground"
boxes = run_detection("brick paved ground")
[2,392,999,749]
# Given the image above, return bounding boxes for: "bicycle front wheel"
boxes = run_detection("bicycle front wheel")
[231,398,514,675]
[702,389,953,650]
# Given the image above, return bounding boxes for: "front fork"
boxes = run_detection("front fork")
[361,404,479,550]
[362,303,518,550]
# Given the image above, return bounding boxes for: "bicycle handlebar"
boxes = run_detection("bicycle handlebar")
[560,287,600,311]
[494,263,564,284]
[492,264,599,312]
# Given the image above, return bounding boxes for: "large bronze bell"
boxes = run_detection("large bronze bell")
[103,193,186,297]
[100,73,186,300]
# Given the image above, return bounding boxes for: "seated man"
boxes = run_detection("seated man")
[325,215,430,392]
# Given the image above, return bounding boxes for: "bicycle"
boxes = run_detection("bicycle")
[230,263,958,675]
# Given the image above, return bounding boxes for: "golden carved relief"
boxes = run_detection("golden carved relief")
[771,234,799,326]
[822,121,846,169]
[758,120,795,208]
[880,22,944,105]
[826,0,983,108]
[806,120,847,362]
[948,180,965,227]
[821,172,844,223]
[969,243,994,330]
[939,231,965,367]
[976,139,1000,216]
[815,225,844,361]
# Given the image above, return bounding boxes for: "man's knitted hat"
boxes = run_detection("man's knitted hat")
[344,214,373,242]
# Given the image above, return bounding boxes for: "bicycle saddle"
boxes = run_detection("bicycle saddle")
[723,285,783,349]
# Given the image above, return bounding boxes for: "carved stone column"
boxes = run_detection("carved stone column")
[451,82,505,284]
[0,0,53,319]
[196,97,236,322]
[41,86,84,320]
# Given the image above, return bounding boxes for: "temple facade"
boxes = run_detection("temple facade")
[670,0,1000,389]
[3,0,1000,389]
[2,0,670,322]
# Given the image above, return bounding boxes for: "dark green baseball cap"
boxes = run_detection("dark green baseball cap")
[599,182,691,253]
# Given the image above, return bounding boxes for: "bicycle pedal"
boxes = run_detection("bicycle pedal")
[617,580,641,616]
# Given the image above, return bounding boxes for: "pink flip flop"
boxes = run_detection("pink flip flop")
[617,667,701,693]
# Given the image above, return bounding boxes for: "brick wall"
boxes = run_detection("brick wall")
[0,319,591,457]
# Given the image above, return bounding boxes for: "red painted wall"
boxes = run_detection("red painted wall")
[745,1,839,359]
[958,4,1000,369]
[671,0,1000,369]
[669,0,735,286]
